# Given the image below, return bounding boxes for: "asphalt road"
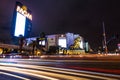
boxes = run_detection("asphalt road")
[0,58,120,80]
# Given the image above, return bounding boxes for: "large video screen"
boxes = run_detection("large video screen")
[58,38,67,48]
[14,12,26,37]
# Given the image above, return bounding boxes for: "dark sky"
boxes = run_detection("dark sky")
[0,0,120,51]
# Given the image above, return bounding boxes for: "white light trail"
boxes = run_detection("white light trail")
[0,63,119,80]
[0,72,30,80]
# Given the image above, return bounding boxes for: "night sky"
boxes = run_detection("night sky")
[0,0,120,51]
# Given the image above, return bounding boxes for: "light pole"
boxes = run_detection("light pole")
[102,22,108,53]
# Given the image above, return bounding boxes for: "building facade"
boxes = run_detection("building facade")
[26,33,89,55]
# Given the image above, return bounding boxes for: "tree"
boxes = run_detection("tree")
[40,32,46,38]
[28,40,37,55]
[32,40,37,55]
[19,35,25,53]
[39,32,46,46]
[47,46,59,55]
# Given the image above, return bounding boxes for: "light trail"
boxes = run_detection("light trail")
[0,66,89,80]
[0,66,59,80]
[0,72,30,80]
[0,62,120,80]
[0,59,120,63]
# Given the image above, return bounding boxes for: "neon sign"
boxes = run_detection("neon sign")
[16,6,32,20]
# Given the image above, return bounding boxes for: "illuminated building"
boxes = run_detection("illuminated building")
[26,33,90,54]
[46,33,84,49]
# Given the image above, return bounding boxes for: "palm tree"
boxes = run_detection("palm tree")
[40,32,46,46]
[32,40,37,55]
[19,35,25,53]
[28,40,37,55]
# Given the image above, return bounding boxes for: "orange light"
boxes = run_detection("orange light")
[16,6,32,20]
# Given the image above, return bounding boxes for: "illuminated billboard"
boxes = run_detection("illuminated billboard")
[14,12,26,36]
[12,2,32,38]
[58,38,67,48]
[39,40,45,46]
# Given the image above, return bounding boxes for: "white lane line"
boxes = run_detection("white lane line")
[0,72,30,80]
[0,63,119,80]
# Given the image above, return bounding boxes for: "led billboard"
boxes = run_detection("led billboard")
[14,12,26,37]
[58,38,67,48]
[12,2,32,38]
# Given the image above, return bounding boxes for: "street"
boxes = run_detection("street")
[0,58,120,80]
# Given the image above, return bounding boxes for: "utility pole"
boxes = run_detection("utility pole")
[102,22,108,53]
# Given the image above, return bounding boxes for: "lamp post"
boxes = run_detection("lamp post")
[102,22,108,54]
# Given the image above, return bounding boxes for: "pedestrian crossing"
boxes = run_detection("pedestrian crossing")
[0,62,120,80]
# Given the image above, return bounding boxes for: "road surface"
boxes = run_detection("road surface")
[0,59,120,80]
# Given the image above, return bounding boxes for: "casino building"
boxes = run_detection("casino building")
[26,33,90,55]
[8,1,90,55]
